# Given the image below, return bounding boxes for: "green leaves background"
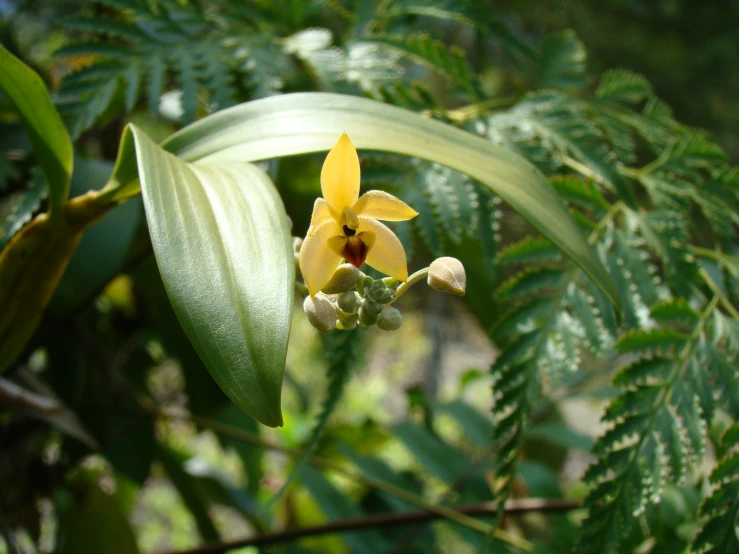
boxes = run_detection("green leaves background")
[1,1,738,553]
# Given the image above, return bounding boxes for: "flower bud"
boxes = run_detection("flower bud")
[427,257,466,296]
[303,293,337,333]
[337,291,360,313]
[321,264,361,294]
[364,299,384,317]
[292,236,303,253]
[368,280,394,303]
[357,275,374,297]
[358,304,378,326]
[377,306,403,331]
[381,277,399,290]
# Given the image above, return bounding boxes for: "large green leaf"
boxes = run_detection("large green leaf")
[101,93,619,311]
[127,126,293,427]
[0,44,72,216]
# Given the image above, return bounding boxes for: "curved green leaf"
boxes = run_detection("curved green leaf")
[0,44,72,216]
[101,93,619,312]
[128,125,293,427]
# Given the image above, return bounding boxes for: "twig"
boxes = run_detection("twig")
[698,266,739,320]
[0,376,63,413]
[79,404,530,549]
[163,499,580,554]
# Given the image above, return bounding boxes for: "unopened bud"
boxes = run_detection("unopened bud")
[303,293,337,333]
[368,280,394,303]
[427,257,466,296]
[363,299,384,317]
[292,237,303,253]
[358,304,378,326]
[377,307,403,331]
[357,275,374,297]
[321,264,361,294]
[381,277,399,290]
[337,291,360,313]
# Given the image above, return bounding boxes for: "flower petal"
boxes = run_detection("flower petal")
[307,198,335,236]
[299,220,343,296]
[353,190,418,221]
[357,217,409,281]
[321,133,360,213]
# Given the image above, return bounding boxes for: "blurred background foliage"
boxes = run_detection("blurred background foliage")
[1,1,738,554]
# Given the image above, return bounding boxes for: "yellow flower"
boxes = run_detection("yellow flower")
[299,133,418,296]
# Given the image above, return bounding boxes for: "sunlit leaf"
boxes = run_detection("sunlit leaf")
[101,93,620,313]
[127,125,293,427]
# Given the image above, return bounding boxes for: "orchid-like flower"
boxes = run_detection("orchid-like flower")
[299,133,418,296]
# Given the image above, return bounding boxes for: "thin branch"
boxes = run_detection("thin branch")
[698,266,739,320]
[80,404,530,549]
[164,499,580,554]
[0,376,63,413]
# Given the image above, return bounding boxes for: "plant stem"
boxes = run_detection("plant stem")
[166,499,578,554]
[391,267,429,304]
[560,155,607,187]
[441,96,520,122]
[188,412,529,549]
[698,267,739,320]
[82,404,531,550]
[589,200,624,244]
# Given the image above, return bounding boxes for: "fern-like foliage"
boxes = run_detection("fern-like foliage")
[360,154,501,271]
[575,298,739,554]
[377,0,538,60]
[54,1,415,138]
[691,423,739,554]
[362,34,480,99]
[0,171,47,249]
[268,329,361,505]
[55,0,259,137]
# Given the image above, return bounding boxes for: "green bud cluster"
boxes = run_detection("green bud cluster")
[300,270,405,333]
[298,254,466,335]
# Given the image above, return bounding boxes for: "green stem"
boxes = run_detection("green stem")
[589,200,624,244]
[441,96,520,122]
[698,267,739,320]
[617,144,673,180]
[390,267,429,304]
[560,155,607,187]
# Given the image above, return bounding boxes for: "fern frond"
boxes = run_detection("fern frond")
[0,172,48,249]
[575,297,727,554]
[496,236,560,265]
[604,228,667,329]
[496,266,567,300]
[690,424,739,554]
[615,328,689,357]
[490,269,614,532]
[486,92,631,196]
[55,1,279,137]
[550,175,608,213]
[382,0,538,60]
[268,329,361,505]
[373,81,444,115]
[596,69,654,105]
[363,34,479,99]
[538,30,589,90]
[650,299,700,328]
